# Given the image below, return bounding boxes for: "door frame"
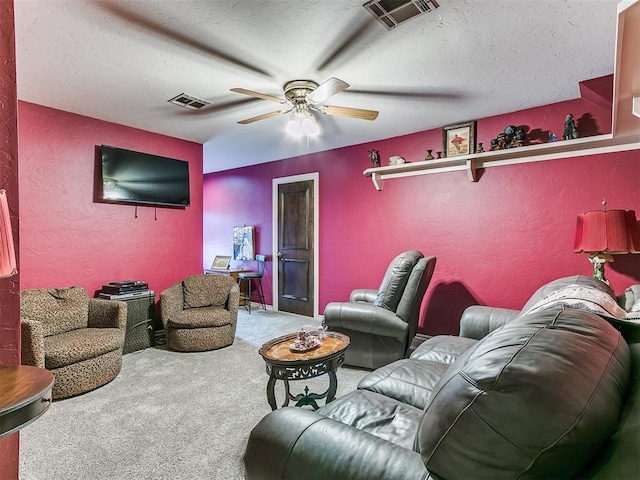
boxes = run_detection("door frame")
[272,172,319,318]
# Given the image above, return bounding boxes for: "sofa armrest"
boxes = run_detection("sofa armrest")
[88,298,127,330]
[160,282,184,330]
[324,302,408,342]
[459,306,520,339]
[21,318,45,368]
[244,408,428,480]
[349,288,378,304]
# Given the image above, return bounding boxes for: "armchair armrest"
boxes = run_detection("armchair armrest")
[160,282,184,330]
[226,283,240,316]
[244,408,428,480]
[349,288,378,304]
[459,305,520,340]
[323,302,408,342]
[88,298,127,330]
[21,318,45,368]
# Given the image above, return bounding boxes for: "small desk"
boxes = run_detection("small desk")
[0,365,54,438]
[205,268,252,306]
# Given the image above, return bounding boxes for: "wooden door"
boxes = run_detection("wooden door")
[276,180,314,317]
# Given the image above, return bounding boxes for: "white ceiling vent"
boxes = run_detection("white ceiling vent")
[167,93,211,110]
[363,0,440,30]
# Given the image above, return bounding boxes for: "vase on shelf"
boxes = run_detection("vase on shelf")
[477,143,485,153]
[436,151,442,159]
[425,149,434,160]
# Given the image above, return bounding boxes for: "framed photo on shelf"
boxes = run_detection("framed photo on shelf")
[442,121,476,157]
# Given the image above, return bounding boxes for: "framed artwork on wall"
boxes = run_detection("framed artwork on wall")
[233,225,255,260]
[442,121,476,157]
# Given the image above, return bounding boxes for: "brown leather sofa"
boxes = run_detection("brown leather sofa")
[323,250,436,369]
[245,275,640,479]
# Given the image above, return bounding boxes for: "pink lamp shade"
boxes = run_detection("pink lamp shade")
[574,209,640,254]
[0,189,17,278]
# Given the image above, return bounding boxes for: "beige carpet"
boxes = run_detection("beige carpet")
[18,309,368,480]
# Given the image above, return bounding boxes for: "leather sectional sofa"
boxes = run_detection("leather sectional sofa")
[244,275,640,479]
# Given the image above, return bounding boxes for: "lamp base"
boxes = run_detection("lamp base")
[588,253,613,284]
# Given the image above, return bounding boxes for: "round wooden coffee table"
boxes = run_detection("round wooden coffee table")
[259,331,350,411]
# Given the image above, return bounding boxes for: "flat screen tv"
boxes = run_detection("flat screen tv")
[99,145,190,208]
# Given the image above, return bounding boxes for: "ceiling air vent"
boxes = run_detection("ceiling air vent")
[363,0,439,30]
[167,93,211,110]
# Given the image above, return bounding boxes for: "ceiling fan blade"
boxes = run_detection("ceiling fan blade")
[237,110,287,125]
[316,105,379,121]
[307,77,349,103]
[230,88,287,104]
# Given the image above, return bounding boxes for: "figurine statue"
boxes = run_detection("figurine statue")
[368,150,380,168]
[563,114,578,140]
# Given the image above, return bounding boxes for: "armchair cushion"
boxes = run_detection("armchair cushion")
[373,250,423,311]
[169,306,232,329]
[44,328,125,369]
[21,286,89,337]
[183,275,221,308]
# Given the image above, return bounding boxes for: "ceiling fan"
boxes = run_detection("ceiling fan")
[230,77,379,136]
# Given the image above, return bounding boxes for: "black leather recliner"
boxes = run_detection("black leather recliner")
[323,250,436,369]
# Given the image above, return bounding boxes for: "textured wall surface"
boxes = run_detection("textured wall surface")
[204,96,640,334]
[18,101,203,300]
[0,0,20,477]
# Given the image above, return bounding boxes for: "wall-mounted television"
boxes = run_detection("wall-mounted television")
[99,145,190,208]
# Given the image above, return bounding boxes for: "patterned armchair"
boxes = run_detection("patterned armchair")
[160,274,240,352]
[21,286,127,399]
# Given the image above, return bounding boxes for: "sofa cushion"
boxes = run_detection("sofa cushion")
[44,328,123,369]
[21,287,89,337]
[373,250,423,312]
[318,389,423,450]
[416,307,630,480]
[410,335,478,364]
[358,358,450,410]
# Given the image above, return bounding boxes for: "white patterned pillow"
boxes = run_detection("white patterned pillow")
[524,284,640,322]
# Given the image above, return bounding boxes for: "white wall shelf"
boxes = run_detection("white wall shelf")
[363,0,640,191]
[363,133,640,190]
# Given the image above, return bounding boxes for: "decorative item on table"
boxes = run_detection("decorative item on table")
[442,121,476,157]
[489,125,526,150]
[368,149,380,168]
[290,329,321,352]
[573,200,640,284]
[388,155,406,165]
[563,113,578,140]
[424,150,434,160]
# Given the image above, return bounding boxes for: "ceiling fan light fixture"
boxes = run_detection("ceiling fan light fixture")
[287,110,320,138]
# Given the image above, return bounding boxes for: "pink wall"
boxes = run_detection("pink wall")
[204,96,640,335]
[0,0,21,476]
[18,102,203,302]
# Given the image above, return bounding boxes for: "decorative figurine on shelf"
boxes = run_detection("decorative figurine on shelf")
[489,125,527,150]
[436,151,442,159]
[368,149,380,168]
[563,114,578,140]
[477,142,485,153]
[549,132,558,142]
[425,150,434,160]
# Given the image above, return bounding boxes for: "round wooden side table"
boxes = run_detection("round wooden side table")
[0,365,54,438]
[259,331,350,411]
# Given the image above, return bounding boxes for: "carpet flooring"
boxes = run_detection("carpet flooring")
[18,309,369,480]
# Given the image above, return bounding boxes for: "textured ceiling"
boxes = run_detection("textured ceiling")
[14,0,619,173]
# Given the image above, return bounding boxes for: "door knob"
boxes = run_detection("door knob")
[277,252,283,261]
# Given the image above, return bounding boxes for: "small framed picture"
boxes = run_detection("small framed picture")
[211,255,231,269]
[442,121,476,157]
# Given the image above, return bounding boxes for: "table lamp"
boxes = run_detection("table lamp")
[0,189,17,278]
[573,201,640,284]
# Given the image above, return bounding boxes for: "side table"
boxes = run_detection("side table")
[259,331,350,410]
[0,365,54,438]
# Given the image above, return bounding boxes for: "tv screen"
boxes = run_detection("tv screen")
[99,145,190,208]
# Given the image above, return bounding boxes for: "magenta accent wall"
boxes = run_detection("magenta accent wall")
[17,101,203,300]
[204,96,640,335]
